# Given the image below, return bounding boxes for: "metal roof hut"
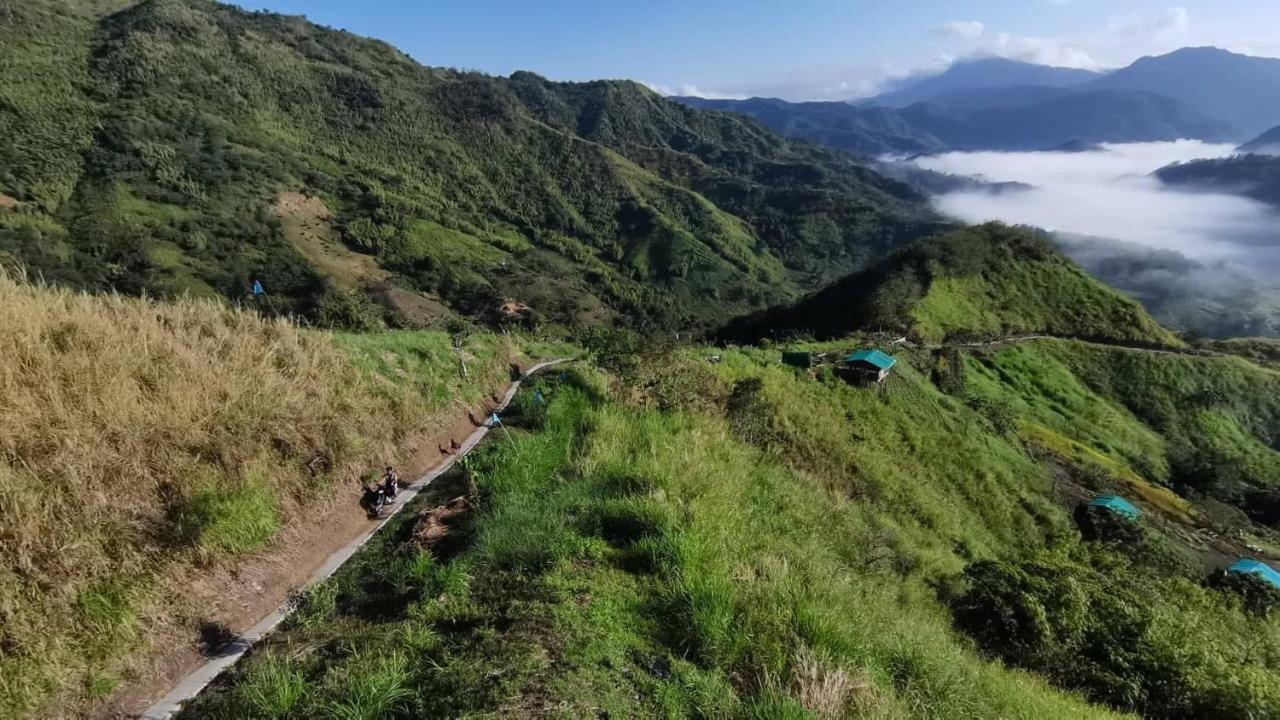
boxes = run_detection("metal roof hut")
[1088,494,1141,521]
[839,349,897,384]
[1227,559,1280,590]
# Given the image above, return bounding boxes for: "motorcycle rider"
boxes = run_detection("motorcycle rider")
[380,466,399,501]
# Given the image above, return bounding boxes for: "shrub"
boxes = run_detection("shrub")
[1211,570,1280,617]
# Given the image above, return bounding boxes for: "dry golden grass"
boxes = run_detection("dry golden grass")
[0,273,513,716]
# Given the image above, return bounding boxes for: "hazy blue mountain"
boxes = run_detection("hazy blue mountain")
[1087,47,1280,138]
[911,84,1073,111]
[870,57,1099,108]
[898,88,1232,150]
[672,96,945,155]
[677,86,1228,155]
[1240,125,1280,155]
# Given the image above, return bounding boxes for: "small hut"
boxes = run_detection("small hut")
[838,349,897,384]
[1227,559,1280,590]
[1087,494,1141,521]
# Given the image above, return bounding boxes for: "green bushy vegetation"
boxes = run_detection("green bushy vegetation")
[722,223,1179,347]
[0,0,937,332]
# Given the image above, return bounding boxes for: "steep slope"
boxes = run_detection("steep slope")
[673,96,946,155]
[1240,124,1280,155]
[721,223,1180,346]
[968,338,1280,527]
[870,57,1098,108]
[0,0,936,332]
[1087,46,1280,138]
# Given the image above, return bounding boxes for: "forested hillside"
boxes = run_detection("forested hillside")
[722,223,1180,346]
[1156,153,1280,207]
[0,0,939,332]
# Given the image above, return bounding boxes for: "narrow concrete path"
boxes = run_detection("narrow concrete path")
[140,358,571,720]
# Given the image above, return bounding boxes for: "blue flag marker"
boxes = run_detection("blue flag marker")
[488,412,501,427]
[534,390,544,405]
[252,280,264,296]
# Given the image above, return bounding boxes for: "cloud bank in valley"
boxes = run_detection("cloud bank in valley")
[910,141,1280,266]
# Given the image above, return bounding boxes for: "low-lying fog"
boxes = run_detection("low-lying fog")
[903,141,1280,337]
[910,141,1276,263]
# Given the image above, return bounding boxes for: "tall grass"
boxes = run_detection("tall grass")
[0,273,515,716]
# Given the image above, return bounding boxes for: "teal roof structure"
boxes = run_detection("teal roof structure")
[1088,494,1141,520]
[844,349,897,371]
[1227,559,1280,590]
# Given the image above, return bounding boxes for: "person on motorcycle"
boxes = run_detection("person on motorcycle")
[380,466,399,501]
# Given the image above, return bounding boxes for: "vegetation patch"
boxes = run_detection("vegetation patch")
[177,476,281,556]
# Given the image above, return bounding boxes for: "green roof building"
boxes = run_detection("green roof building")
[840,349,897,383]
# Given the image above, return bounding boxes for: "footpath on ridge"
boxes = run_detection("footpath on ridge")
[134,358,571,720]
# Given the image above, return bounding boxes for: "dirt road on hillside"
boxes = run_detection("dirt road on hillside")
[102,359,570,720]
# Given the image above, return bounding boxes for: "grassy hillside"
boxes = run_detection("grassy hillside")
[0,0,938,332]
[722,223,1180,346]
[0,273,521,717]
[182,342,1280,719]
[967,339,1280,526]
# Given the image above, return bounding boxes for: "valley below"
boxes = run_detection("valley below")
[890,141,1280,338]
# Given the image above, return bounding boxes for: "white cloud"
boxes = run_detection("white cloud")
[983,32,1100,69]
[1108,7,1190,38]
[911,141,1277,263]
[939,20,985,39]
[643,82,746,100]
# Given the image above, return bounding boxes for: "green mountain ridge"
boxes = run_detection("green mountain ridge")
[0,0,939,332]
[721,223,1180,346]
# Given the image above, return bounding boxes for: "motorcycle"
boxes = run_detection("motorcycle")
[361,480,398,518]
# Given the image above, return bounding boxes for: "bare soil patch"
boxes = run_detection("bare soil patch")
[273,190,454,328]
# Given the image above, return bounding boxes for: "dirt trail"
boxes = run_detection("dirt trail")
[103,359,569,720]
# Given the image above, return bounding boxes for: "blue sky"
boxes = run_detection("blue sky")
[232,2,1280,100]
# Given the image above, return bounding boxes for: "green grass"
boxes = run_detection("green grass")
[184,368,1128,718]
[179,476,281,556]
[966,338,1280,523]
[233,656,308,719]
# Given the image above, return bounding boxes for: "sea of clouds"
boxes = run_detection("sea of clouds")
[909,140,1278,266]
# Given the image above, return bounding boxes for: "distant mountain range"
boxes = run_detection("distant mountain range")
[1240,125,1280,155]
[674,47,1280,154]
[871,57,1100,108]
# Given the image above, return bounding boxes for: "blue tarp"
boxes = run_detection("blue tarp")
[1088,494,1141,520]
[844,349,897,371]
[1227,559,1280,590]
